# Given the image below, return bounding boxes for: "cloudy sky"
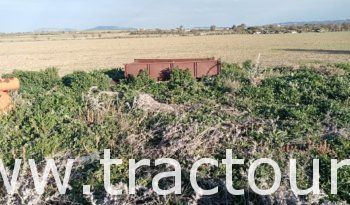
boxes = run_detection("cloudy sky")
[0,0,349,32]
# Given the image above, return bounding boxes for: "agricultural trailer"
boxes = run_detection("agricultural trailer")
[125,57,221,81]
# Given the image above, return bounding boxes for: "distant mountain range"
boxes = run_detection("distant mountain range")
[86,26,137,31]
[32,19,350,33]
[277,19,350,26]
[33,26,136,33]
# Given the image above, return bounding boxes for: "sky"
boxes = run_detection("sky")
[0,0,349,33]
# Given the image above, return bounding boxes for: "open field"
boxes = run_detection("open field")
[0,32,349,75]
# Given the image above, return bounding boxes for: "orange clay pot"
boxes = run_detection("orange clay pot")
[0,91,13,114]
[0,78,20,92]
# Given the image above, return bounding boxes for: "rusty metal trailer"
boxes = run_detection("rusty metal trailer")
[125,57,221,81]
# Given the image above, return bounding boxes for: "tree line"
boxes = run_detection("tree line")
[130,23,350,35]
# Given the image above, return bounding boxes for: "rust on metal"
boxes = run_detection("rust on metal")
[133,57,215,63]
[125,57,221,81]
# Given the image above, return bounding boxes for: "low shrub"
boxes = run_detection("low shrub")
[0,63,349,204]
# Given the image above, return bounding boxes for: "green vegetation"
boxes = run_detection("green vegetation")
[335,62,350,72]
[0,63,349,204]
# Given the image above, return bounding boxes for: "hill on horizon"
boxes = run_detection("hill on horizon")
[30,19,350,33]
[86,26,137,31]
[277,19,350,26]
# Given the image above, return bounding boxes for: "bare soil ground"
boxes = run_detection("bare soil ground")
[0,32,349,75]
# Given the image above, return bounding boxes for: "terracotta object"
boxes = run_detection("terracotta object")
[0,78,20,91]
[0,78,20,114]
[0,91,13,114]
[125,57,221,81]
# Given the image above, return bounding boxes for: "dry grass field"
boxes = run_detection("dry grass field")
[0,31,349,75]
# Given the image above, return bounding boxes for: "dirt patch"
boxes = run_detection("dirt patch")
[134,94,175,113]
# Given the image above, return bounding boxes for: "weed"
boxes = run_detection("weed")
[0,63,349,204]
